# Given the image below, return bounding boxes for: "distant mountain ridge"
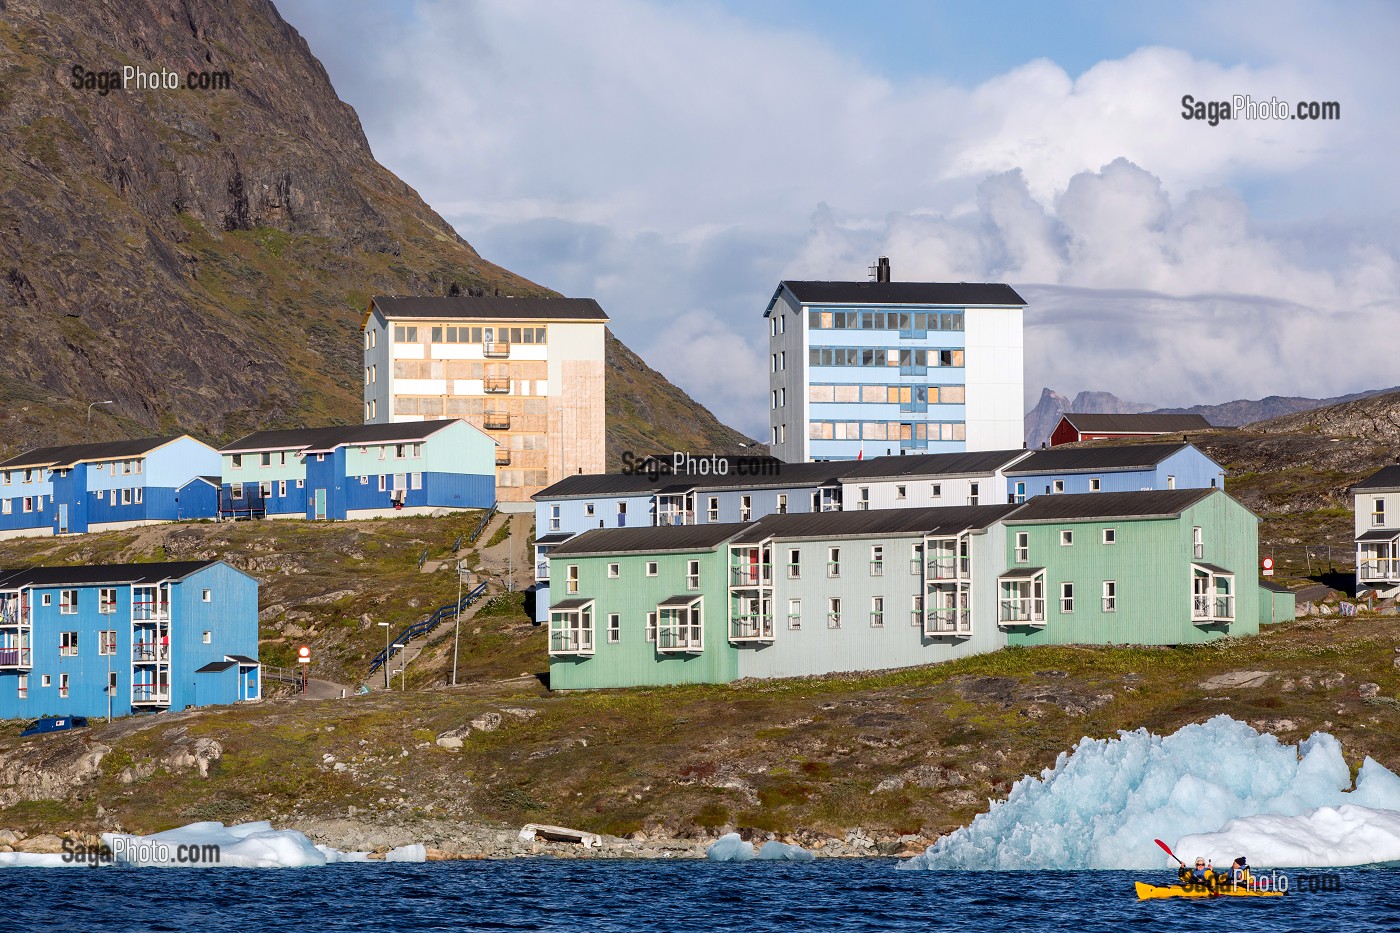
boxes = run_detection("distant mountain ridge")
[1024,385,1400,448]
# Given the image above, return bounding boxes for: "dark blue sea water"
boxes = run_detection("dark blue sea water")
[3,861,1397,931]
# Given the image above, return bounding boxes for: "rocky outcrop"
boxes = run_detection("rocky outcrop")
[0,739,110,807]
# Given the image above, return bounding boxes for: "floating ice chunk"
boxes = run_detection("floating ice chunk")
[706,833,755,861]
[317,845,372,863]
[757,840,815,861]
[103,821,331,868]
[1176,804,1400,868]
[0,853,83,868]
[385,844,427,863]
[901,716,1400,870]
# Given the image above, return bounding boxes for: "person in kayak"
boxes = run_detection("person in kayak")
[1228,856,1253,888]
[1177,856,1219,890]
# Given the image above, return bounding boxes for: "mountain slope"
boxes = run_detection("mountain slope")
[0,0,749,458]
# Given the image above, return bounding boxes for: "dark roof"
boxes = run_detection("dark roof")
[550,597,594,611]
[1353,465,1400,491]
[221,420,461,453]
[1259,580,1294,594]
[658,594,703,608]
[1004,488,1216,522]
[0,560,221,589]
[840,449,1027,480]
[1357,529,1400,542]
[196,661,237,674]
[0,436,185,470]
[1193,561,1234,575]
[732,504,1021,543]
[998,566,1045,580]
[535,532,576,546]
[371,295,608,322]
[549,523,751,557]
[1005,443,1193,475]
[1057,413,1213,434]
[772,281,1026,310]
[228,655,259,666]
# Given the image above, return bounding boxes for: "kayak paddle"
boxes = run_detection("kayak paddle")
[1154,838,1185,867]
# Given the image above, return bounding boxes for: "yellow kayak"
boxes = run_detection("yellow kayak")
[1135,881,1286,900]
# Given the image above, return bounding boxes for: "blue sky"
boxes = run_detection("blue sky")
[279,0,1400,437]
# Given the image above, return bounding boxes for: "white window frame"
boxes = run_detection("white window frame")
[787,598,801,630]
[788,548,801,580]
[59,589,78,614]
[98,588,116,614]
[60,631,79,655]
[645,561,658,577]
[827,546,840,578]
[687,559,701,591]
[1060,530,1074,547]
[1014,532,1029,563]
[58,673,69,699]
[1052,480,1064,494]
[1102,581,1117,613]
[565,565,580,595]
[607,613,620,644]
[827,597,842,629]
[99,630,116,655]
[1089,477,1101,492]
[1102,528,1116,545]
[646,611,657,643]
[607,563,619,579]
[870,595,884,628]
[1060,582,1075,614]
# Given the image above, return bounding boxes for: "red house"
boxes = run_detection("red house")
[1050,413,1213,447]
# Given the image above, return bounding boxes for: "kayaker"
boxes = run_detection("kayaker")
[1180,856,1218,890]
[1228,856,1253,888]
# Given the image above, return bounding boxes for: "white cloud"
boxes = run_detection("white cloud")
[279,0,1400,437]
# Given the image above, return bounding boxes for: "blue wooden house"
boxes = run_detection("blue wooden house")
[1003,443,1224,502]
[0,560,259,720]
[218,419,496,521]
[0,437,222,539]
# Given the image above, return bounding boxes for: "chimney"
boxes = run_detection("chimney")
[877,256,891,283]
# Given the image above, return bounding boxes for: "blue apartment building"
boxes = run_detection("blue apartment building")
[219,419,496,520]
[765,262,1028,462]
[0,437,222,539]
[0,560,259,720]
[1004,443,1225,502]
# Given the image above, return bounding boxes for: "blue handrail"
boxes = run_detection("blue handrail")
[368,581,489,675]
[468,506,498,545]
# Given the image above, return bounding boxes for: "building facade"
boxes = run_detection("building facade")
[1353,466,1400,598]
[363,295,607,505]
[1004,443,1225,502]
[219,420,496,521]
[0,437,221,540]
[764,265,1026,462]
[1049,413,1213,447]
[0,561,259,720]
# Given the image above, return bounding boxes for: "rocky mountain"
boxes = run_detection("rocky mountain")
[0,0,752,458]
[1023,388,1154,449]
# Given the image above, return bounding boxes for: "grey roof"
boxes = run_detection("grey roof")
[1057,413,1213,434]
[535,532,576,546]
[1004,488,1217,522]
[222,420,460,453]
[731,504,1021,544]
[1259,580,1294,594]
[228,655,260,666]
[1357,529,1400,542]
[550,597,594,611]
[371,295,608,322]
[196,661,237,674]
[0,436,186,470]
[1193,561,1234,575]
[772,281,1026,310]
[1005,443,1194,475]
[658,594,703,608]
[998,566,1045,579]
[0,560,221,589]
[549,523,751,557]
[1353,466,1400,491]
[840,449,1027,480]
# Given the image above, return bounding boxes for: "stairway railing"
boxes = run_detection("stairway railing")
[368,582,489,675]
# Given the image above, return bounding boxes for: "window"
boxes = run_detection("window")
[231,484,244,501]
[776,494,787,514]
[771,390,778,410]
[99,588,116,613]
[617,502,627,522]
[856,487,870,510]
[394,325,418,342]
[261,452,272,467]
[828,597,842,629]
[1373,498,1386,527]
[41,674,51,687]
[58,673,69,699]
[378,475,387,492]
[1014,532,1029,563]
[60,631,78,655]
[895,485,906,500]
[740,496,752,521]
[259,482,271,499]
[1060,582,1075,613]
[787,598,801,630]
[108,671,118,696]
[584,502,595,517]
[202,631,212,644]
[231,454,243,469]
[371,365,377,384]
[707,497,719,522]
[607,614,620,644]
[16,674,27,699]
[1193,526,1203,559]
[870,596,884,628]
[202,589,212,603]
[912,593,924,626]
[41,593,52,606]
[22,497,32,513]
[1052,480,1064,494]
[969,482,979,506]
[410,473,423,491]
[788,548,801,579]
[646,612,657,643]
[1060,530,1074,547]
[646,561,658,577]
[369,400,376,420]
[1102,528,1117,545]
[1,500,8,515]
[779,351,786,370]
[1089,478,1101,492]
[870,545,884,576]
[1014,481,1026,504]
[120,487,132,506]
[1102,581,1117,613]
[99,631,116,655]
[279,480,288,497]
[566,565,580,595]
[779,387,786,407]
[296,479,304,488]
[59,589,78,614]
[1167,475,1177,490]
[827,546,841,577]
[607,563,620,579]
[549,505,561,531]
[687,560,701,590]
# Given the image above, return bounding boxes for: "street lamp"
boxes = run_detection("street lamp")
[377,622,391,689]
[86,400,114,443]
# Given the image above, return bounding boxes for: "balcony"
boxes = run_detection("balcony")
[131,687,171,706]
[132,642,170,662]
[786,563,801,580]
[826,612,842,629]
[0,646,31,668]
[549,628,594,655]
[730,564,771,587]
[909,558,923,575]
[729,614,774,643]
[484,410,511,431]
[869,611,884,627]
[1359,558,1400,580]
[927,557,958,580]
[869,561,884,577]
[926,608,971,636]
[535,560,550,581]
[1192,594,1235,624]
[483,341,511,358]
[658,509,695,527]
[484,377,511,394]
[496,450,512,466]
[998,597,1046,626]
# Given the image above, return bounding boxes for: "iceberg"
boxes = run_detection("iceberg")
[902,716,1400,870]
[385,843,427,863]
[757,840,815,861]
[103,821,332,868]
[706,833,755,861]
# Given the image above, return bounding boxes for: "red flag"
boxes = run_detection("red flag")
[857,447,864,460]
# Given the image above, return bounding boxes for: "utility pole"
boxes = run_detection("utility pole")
[86,400,114,443]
